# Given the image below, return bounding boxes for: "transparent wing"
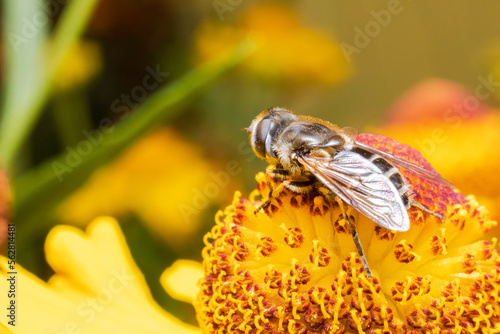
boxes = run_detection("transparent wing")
[354,140,455,188]
[299,151,410,232]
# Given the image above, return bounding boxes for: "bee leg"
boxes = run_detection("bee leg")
[266,168,290,178]
[254,167,292,214]
[409,199,444,220]
[335,197,373,277]
[254,180,289,214]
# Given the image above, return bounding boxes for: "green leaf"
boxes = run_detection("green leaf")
[0,0,100,171]
[1,0,48,158]
[14,40,256,236]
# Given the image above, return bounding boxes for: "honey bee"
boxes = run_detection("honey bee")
[247,107,453,277]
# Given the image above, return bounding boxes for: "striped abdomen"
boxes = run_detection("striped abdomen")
[350,146,410,208]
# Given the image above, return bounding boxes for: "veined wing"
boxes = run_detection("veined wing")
[299,150,410,232]
[354,140,455,189]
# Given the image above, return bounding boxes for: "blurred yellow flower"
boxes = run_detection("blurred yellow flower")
[377,79,500,222]
[58,128,231,248]
[194,3,349,86]
[0,217,200,333]
[195,133,499,333]
[53,40,102,91]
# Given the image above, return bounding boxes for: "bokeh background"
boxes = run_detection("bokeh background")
[2,0,500,327]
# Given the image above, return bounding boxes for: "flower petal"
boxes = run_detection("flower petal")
[160,260,204,304]
[0,217,199,334]
[0,322,13,334]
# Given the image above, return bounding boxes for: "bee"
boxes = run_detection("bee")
[247,107,453,277]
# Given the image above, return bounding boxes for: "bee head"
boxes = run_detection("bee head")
[247,107,297,164]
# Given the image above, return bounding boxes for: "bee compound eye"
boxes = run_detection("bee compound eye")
[250,108,297,161]
[251,117,272,159]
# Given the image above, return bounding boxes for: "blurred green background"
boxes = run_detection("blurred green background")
[2,0,500,326]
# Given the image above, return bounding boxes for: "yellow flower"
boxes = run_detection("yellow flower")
[194,3,349,86]
[377,79,500,223]
[0,216,201,333]
[195,133,499,333]
[53,40,102,91]
[58,128,229,248]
